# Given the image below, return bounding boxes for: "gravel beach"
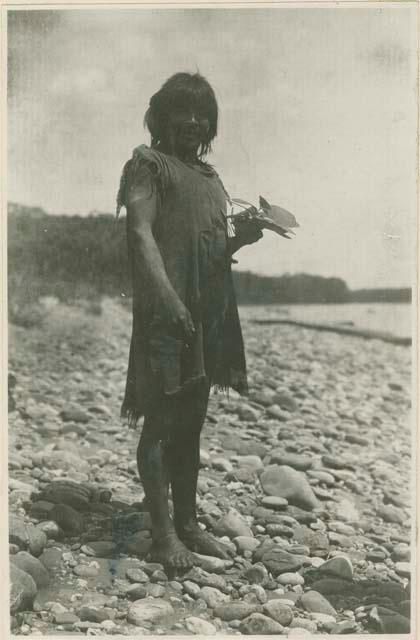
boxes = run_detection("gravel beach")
[8,298,412,636]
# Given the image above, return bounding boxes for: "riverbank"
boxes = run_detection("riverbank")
[8,299,413,635]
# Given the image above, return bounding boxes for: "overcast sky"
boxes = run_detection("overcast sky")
[7,6,417,289]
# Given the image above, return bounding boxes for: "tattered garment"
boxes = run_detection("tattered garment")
[117,145,248,426]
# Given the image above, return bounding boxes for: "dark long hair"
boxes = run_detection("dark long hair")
[144,72,218,158]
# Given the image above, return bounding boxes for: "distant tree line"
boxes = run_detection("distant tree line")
[8,204,411,306]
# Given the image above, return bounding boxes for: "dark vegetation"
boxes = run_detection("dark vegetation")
[8,204,411,324]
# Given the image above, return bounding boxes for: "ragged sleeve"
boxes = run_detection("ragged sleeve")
[116,145,170,218]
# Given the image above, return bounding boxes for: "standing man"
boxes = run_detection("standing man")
[117,72,263,571]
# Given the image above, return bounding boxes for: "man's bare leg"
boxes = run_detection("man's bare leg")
[137,406,195,571]
[169,382,234,559]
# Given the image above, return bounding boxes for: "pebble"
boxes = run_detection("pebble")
[50,504,84,536]
[148,584,166,598]
[260,546,307,576]
[214,602,261,621]
[183,580,201,598]
[127,598,174,626]
[243,563,269,585]
[184,616,217,635]
[277,572,304,586]
[10,551,50,588]
[260,496,288,510]
[262,600,293,625]
[239,612,285,635]
[126,567,149,583]
[260,465,319,511]
[125,584,148,600]
[233,536,260,554]
[395,562,410,578]
[212,458,233,473]
[269,452,312,471]
[289,617,317,633]
[300,590,337,615]
[214,509,253,538]
[377,504,406,525]
[54,612,80,625]
[318,554,353,580]
[200,586,229,609]
[9,564,37,614]
[73,564,99,578]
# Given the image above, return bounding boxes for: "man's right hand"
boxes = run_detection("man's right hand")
[156,290,196,343]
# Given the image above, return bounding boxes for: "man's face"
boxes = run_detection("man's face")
[167,105,210,155]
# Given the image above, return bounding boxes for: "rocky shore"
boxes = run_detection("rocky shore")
[8,299,412,635]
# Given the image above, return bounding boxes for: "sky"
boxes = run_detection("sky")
[7,5,418,289]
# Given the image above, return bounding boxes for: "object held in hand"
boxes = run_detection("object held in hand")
[227,195,299,239]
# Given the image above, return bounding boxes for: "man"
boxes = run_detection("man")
[117,72,263,571]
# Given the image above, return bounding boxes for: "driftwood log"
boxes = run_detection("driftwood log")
[251,318,411,347]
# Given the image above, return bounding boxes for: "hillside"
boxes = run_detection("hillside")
[7,204,411,306]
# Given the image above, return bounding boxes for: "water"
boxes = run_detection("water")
[240,303,413,339]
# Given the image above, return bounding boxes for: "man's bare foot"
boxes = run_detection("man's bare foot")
[149,532,196,572]
[177,524,235,560]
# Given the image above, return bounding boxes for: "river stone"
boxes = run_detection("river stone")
[126,567,149,583]
[60,407,91,423]
[237,404,260,422]
[222,435,267,458]
[239,612,285,635]
[318,555,353,580]
[273,391,298,412]
[243,563,269,585]
[289,617,317,633]
[78,606,112,623]
[147,584,166,598]
[233,536,260,554]
[395,562,410,578]
[212,457,233,473]
[214,602,262,621]
[36,479,91,510]
[263,600,293,625]
[194,554,233,574]
[277,572,304,586]
[127,598,174,626]
[74,564,99,578]
[11,551,50,588]
[300,590,337,615]
[260,465,319,510]
[391,543,410,562]
[310,578,353,596]
[9,516,47,557]
[126,584,148,600]
[45,450,90,474]
[200,586,229,608]
[261,547,307,576]
[370,606,411,634]
[261,496,288,510]
[185,616,217,635]
[83,541,116,557]
[235,455,263,471]
[270,452,312,471]
[28,501,55,520]
[54,611,80,625]
[10,564,37,614]
[50,503,84,535]
[214,509,253,538]
[335,498,359,523]
[184,567,228,593]
[377,504,406,525]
